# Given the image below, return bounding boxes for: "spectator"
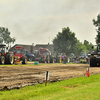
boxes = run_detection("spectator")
[79,57,84,63]
[61,54,64,63]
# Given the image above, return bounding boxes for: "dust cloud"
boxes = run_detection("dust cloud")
[0,0,100,45]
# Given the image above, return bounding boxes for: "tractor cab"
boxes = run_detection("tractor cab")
[0,44,8,55]
[14,46,27,64]
[14,46,23,58]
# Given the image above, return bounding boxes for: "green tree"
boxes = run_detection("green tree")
[74,40,87,56]
[84,40,93,50]
[0,27,16,45]
[53,27,78,55]
[93,14,100,43]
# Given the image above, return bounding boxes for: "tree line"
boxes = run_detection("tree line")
[52,13,100,56]
[0,13,100,55]
[52,27,93,56]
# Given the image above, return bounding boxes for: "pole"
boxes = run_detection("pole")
[86,68,90,77]
[45,71,48,86]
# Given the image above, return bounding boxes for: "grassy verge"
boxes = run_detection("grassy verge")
[0,74,100,100]
[0,62,80,67]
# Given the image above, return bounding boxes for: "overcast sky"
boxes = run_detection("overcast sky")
[0,0,100,45]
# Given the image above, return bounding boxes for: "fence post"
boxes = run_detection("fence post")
[45,71,48,86]
[86,68,90,77]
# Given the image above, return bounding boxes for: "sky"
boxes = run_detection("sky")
[0,0,100,46]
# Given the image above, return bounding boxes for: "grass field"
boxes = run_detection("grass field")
[0,62,69,67]
[0,73,100,100]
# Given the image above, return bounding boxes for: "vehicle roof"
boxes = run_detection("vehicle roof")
[0,43,6,47]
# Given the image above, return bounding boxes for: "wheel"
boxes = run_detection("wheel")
[8,54,14,64]
[39,59,41,63]
[90,56,97,67]
[0,56,4,64]
[50,56,53,63]
[4,54,8,64]
[28,56,33,61]
[22,57,27,64]
[5,54,14,64]
[90,57,93,67]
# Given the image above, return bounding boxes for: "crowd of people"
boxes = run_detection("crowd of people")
[52,52,89,64]
[79,57,89,64]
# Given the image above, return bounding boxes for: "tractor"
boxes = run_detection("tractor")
[13,46,27,64]
[0,43,14,64]
[22,49,35,61]
[90,43,100,67]
[33,48,53,63]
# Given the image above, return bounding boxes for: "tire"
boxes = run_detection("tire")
[90,56,97,67]
[39,59,42,63]
[5,54,14,64]
[0,56,4,64]
[9,54,14,64]
[4,54,8,64]
[22,57,27,64]
[50,56,53,63]
[5,54,9,64]
[28,56,33,61]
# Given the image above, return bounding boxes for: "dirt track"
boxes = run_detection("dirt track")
[0,63,100,90]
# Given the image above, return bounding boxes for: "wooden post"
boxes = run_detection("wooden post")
[45,71,48,86]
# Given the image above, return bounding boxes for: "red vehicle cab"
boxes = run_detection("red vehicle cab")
[14,46,27,64]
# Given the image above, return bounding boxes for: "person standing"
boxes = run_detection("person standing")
[61,54,64,63]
